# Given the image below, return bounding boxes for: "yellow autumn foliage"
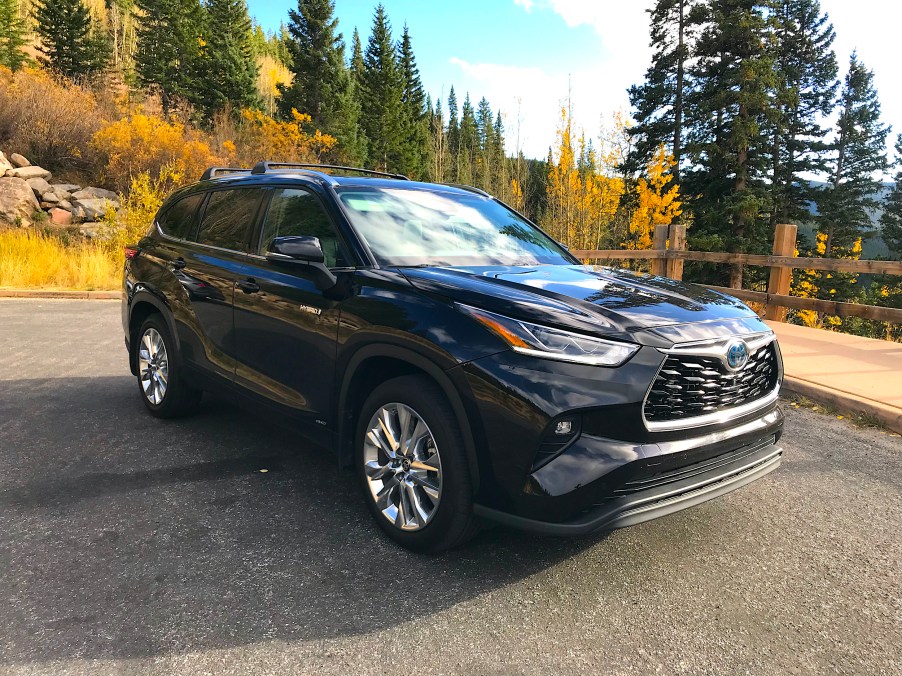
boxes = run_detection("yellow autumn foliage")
[626,145,682,249]
[91,114,219,192]
[223,108,337,167]
[543,106,625,252]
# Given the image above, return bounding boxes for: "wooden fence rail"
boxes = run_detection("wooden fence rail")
[571,222,902,324]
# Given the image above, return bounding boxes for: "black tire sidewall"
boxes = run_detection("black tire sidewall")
[134,315,194,418]
[355,375,474,553]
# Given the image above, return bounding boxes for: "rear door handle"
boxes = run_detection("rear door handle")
[236,278,260,294]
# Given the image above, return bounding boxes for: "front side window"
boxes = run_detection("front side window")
[260,188,348,268]
[157,193,203,240]
[196,189,263,252]
[335,186,573,267]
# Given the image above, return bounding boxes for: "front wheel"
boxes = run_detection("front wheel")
[356,375,478,553]
[134,315,202,418]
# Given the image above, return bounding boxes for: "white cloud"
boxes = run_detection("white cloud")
[518,0,652,60]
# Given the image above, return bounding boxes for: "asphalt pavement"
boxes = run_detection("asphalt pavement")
[0,299,900,675]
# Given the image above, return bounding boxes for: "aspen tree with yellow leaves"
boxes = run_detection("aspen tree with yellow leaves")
[626,145,682,250]
[542,104,626,252]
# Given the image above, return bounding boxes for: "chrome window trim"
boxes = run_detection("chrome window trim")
[642,331,782,432]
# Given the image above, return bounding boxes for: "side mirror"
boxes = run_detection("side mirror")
[267,235,325,263]
[265,235,337,291]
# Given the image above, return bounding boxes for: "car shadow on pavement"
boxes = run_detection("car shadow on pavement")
[0,375,603,665]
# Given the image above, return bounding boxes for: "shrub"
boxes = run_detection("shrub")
[91,113,220,192]
[219,108,337,168]
[0,67,105,173]
[100,164,181,252]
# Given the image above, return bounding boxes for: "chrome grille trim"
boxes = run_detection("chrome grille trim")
[643,332,781,431]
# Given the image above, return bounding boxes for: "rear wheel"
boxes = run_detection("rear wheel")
[356,375,478,553]
[134,315,201,418]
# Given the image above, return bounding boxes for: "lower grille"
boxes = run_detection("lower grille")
[610,435,777,498]
[644,340,779,424]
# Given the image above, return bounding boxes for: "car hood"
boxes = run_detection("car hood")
[401,264,768,345]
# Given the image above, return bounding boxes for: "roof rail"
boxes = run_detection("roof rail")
[200,167,252,181]
[250,161,409,181]
[445,183,491,197]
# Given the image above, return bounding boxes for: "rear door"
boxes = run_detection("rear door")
[172,188,264,381]
[232,186,352,432]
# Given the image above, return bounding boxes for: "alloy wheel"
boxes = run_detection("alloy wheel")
[362,402,443,531]
[138,327,169,405]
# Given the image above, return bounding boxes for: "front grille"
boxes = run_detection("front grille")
[644,341,779,424]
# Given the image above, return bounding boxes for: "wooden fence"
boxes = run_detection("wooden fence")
[572,223,902,324]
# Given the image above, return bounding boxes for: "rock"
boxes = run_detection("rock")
[48,207,73,226]
[26,177,52,198]
[0,177,40,227]
[50,182,81,193]
[79,222,102,238]
[7,165,51,180]
[9,153,30,168]
[71,186,119,203]
[41,191,60,204]
[57,200,73,211]
[0,152,12,176]
[72,197,117,221]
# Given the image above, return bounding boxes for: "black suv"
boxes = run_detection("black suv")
[123,162,784,552]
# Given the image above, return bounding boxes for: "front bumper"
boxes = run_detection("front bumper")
[474,434,781,535]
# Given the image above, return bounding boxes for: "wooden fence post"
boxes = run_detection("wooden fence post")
[666,224,687,281]
[651,224,668,277]
[763,223,798,322]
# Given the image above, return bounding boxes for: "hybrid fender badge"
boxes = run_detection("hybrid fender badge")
[298,304,322,316]
[724,339,750,371]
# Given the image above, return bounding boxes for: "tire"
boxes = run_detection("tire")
[133,314,202,418]
[355,375,479,553]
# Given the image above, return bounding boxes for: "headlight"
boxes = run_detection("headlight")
[458,304,639,366]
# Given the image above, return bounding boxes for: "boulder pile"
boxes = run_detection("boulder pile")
[0,150,120,237]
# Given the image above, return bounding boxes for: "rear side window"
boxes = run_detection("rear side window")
[157,193,203,240]
[197,189,263,252]
[259,188,349,267]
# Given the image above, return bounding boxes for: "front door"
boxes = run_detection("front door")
[232,187,353,433]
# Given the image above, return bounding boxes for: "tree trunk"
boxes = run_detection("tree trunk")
[672,0,685,185]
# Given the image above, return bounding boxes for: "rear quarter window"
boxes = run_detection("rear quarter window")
[157,193,204,240]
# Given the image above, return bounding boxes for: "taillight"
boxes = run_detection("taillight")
[124,246,141,260]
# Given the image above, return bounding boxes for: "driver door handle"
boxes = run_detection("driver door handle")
[236,278,260,294]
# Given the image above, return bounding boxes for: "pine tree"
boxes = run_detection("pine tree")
[446,86,460,179]
[135,0,205,115]
[199,0,259,118]
[396,24,427,177]
[278,0,347,135]
[627,0,703,181]
[769,0,838,225]
[881,134,902,257]
[817,53,889,255]
[360,4,404,171]
[684,0,777,288]
[33,0,110,80]
[475,97,494,191]
[458,94,478,184]
[0,0,28,71]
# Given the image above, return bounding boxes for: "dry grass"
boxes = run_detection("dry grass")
[0,229,120,290]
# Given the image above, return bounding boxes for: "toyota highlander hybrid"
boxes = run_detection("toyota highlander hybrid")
[122,162,784,552]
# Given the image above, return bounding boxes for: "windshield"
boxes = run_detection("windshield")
[335,186,574,267]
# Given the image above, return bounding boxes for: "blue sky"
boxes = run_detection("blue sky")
[247,0,902,161]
